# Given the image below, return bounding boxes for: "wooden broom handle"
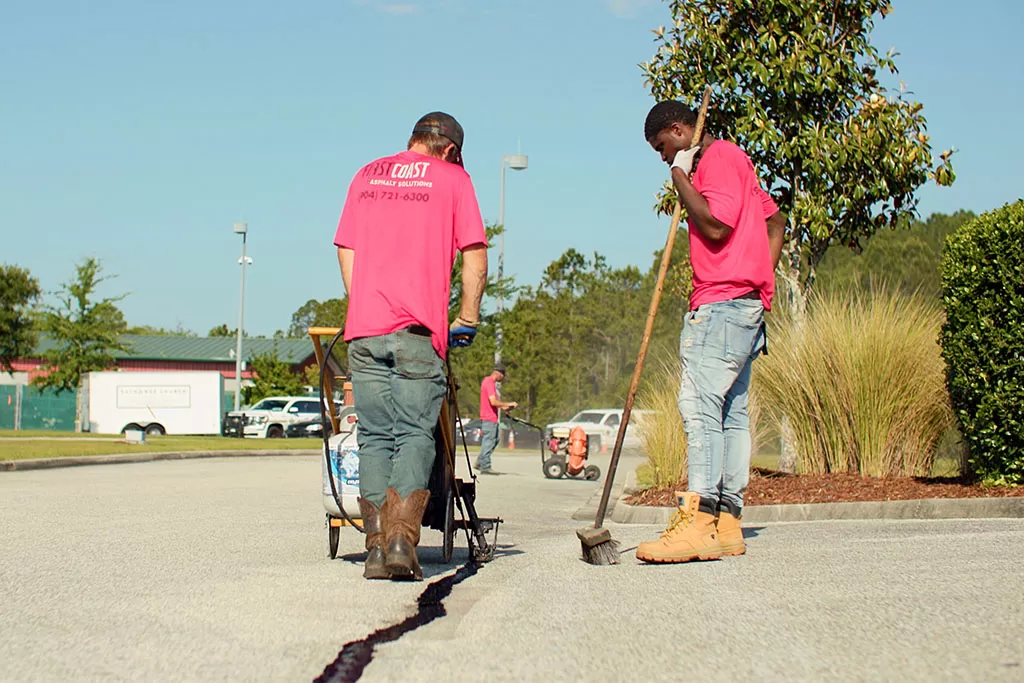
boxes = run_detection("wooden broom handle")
[592,85,713,528]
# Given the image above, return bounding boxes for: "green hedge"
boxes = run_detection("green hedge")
[939,201,1024,485]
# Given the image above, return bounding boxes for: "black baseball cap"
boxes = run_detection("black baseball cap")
[412,111,464,161]
[494,361,507,375]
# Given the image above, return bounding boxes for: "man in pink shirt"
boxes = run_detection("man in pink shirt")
[476,362,518,474]
[334,112,488,581]
[637,100,787,564]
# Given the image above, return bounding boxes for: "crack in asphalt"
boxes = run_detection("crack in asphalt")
[313,562,480,682]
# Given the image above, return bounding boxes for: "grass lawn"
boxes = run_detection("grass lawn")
[0,434,322,461]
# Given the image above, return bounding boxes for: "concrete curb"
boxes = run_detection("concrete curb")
[610,495,1024,524]
[571,470,638,522]
[0,450,320,472]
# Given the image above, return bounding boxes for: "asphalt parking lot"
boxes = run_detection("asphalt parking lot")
[2,452,1021,682]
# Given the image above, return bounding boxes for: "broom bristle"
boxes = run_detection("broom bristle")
[581,538,621,565]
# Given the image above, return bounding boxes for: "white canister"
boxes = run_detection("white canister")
[321,427,362,519]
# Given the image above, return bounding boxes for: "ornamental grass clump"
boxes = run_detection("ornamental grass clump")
[752,289,952,477]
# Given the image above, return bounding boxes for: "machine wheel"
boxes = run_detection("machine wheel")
[543,457,566,479]
[144,423,165,436]
[122,423,142,434]
[442,488,455,563]
[328,520,340,559]
[267,425,284,438]
[584,465,601,481]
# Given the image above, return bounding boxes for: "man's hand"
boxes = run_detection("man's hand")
[671,146,700,176]
[448,317,478,348]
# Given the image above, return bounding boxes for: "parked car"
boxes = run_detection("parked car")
[545,408,652,450]
[225,396,342,439]
[456,418,485,446]
[286,406,357,439]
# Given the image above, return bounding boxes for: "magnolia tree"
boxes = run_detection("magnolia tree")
[642,0,955,311]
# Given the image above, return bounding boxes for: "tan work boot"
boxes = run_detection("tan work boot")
[636,492,722,563]
[382,487,431,581]
[358,498,389,579]
[716,509,746,557]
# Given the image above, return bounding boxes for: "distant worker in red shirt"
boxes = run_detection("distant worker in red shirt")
[334,112,488,581]
[637,100,787,564]
[476,362,517,474]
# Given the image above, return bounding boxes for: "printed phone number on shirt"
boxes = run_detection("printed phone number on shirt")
[359,190,430,203]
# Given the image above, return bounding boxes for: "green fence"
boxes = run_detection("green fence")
[21,387,77,431]
[0,385,77,432]
[0,386,15,430]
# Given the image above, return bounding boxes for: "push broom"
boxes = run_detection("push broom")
[577,85,712,565]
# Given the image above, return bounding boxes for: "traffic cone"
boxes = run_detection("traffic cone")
[508,428,515,450]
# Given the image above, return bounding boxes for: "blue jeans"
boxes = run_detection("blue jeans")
[478,420,499,471]
[348,330,447,508]
[678,298,766,514]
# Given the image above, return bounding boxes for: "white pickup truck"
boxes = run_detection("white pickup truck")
[545,408,652,451]
[226,396,337,439]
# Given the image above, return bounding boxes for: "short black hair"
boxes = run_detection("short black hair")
[644,101,697,141]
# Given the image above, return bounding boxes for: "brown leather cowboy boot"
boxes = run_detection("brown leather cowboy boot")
[358,498,389,579]
[383,487,431,581]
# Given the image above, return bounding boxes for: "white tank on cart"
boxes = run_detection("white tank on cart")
[321,426,362,520]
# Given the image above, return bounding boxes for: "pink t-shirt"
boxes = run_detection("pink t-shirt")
[688,140,778,311]
[334,150,487,358]
[479,375,498,422]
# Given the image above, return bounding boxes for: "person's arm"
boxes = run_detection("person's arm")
[766,211,787,270]
[458,245,487,325]
[333,176,360,295]
[671,168,733,242]
[337,247,354,295]
[488,394,518,410]
[450,173,489,329]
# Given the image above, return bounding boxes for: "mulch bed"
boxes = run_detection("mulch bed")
[625,468,1024,507]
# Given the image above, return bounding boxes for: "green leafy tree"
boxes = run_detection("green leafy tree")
[642,0,955,310]
[817,211,975,299]
[208,324,245,338]
[288,298,348,337]
[0,264,42,374]
[287,298,349,377]
[33,259,130,430]
[126,324,196,336]
[243,345,306,404]
[449,223,515,316]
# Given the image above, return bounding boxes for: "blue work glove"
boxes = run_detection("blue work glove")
[448,317,479,348]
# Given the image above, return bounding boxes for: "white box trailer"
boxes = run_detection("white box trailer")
[83,371,225,435]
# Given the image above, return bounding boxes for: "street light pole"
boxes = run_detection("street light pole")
[495,153,528,365]
[233,222,249,411]
[497,161,506,365]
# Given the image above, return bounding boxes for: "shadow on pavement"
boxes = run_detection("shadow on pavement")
[337,544,524,579]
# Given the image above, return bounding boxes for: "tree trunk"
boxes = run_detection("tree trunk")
[75,376,85,433]
[774,214,806,473]
[778,415,798,474]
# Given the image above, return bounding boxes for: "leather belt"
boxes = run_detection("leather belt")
[405,325,432,337]
[735,291,760,301]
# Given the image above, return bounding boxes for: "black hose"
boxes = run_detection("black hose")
[319,328,364,534]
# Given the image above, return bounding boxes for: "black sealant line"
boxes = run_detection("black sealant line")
[313,562,480,683]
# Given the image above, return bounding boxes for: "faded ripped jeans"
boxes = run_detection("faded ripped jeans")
[678,298,766,515]
[348,329,446,508]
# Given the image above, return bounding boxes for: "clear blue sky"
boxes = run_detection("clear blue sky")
[2,0,1021,336]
